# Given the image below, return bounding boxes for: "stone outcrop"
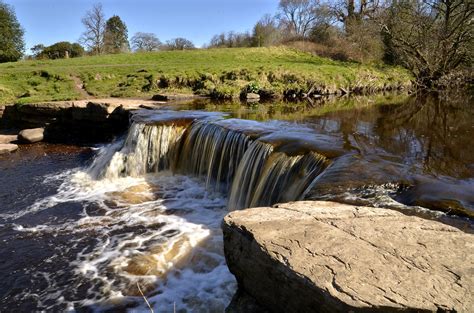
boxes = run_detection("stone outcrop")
[1,99,163,143]
[18,128,44,143]
[0,143,18,154]
[223,201,473,312]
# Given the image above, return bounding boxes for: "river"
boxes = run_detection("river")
[0,92,472,312]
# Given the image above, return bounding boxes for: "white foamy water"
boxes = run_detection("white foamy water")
[10,160,236,312]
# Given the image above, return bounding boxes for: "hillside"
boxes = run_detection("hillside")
[0,47,412,105]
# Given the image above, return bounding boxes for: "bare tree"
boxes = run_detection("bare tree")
[278,0,321,38]
[131,32,162,52]
[80,3,106,55]
[331,0,384,30]
[253,14,283,46]
[381,0,473,86]
[209,33,227,48]
[163,37,195,50]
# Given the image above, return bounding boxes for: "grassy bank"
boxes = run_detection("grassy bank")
[0,47,412,105]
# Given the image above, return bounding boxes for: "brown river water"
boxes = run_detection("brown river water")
[0,92,472,312]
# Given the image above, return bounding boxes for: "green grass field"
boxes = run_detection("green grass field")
[0,47,412,105]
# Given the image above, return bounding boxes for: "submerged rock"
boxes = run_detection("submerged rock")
[223,201,473,312]
[18,128,44,143]
[0,143,18,154]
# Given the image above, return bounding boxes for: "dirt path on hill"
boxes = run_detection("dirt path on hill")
[70,75,94,99]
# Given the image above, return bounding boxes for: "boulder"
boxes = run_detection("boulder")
[18,128,44,143]
[0,134,17,144]
[223,201,473,313]
[245,93,260,100]
[0,143,18,154]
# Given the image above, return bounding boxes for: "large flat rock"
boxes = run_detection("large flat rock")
[223,201,473,312]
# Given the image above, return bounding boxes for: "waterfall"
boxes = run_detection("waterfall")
[90,113,331,209]
[88,123,186,179]
[227,142,329,209]
[178,121,251,193]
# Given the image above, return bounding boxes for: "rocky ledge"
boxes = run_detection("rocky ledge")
[223,201,473,312]
[1,98,163,143]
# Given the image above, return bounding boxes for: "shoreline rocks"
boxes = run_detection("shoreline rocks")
[0,134,17,144]
[18,128,44,143]
[0,143,18,154]
[223,201,473,312]
[151,93,202,101]
[1,98,163,143]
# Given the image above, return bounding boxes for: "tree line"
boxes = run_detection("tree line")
[206,0,473,87]
[78,3,195,55]
[0,0,472,86]
[0,1,196,62]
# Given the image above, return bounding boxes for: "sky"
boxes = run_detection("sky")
[7,0,279,53]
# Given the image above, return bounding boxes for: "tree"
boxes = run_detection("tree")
[131,32,162,51]
[30,44,45,58]
[381,0,473,86]
[37,41,85,59]
[331,0,383,31]
[277,0,321,38]
[0,1,24,62]
[252,14,282,47]
[164,37,195,50]
[209,33,228,48]
[80,3,106,55]
[104,15,129,53]
[208,31,253,48]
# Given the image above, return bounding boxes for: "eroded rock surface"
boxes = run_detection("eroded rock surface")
[223,201,473,312]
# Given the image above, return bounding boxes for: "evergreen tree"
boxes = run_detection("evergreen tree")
[104,15,129,53]
[0,1,24,62]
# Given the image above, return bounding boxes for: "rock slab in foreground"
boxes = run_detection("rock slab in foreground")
[0,143,18,154]
[18,128,44,143]
[223,201,473,312]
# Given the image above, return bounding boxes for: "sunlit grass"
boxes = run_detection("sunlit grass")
[0,47,412,104]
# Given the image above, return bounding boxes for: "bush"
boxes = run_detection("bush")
[38,42,85,59]
[210,84,240,99]
[285,41,351,62]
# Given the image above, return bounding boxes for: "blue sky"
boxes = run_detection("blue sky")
[7,0,279,53]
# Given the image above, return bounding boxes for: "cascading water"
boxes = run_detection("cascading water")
[177,121,251,193]
[3,95,473,312]
[88,123,186,179]
[2,109,333,312]
[95,112,332,209]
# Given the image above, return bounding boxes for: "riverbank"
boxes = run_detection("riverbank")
[0,47,412,105]
[0,98,163,143]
